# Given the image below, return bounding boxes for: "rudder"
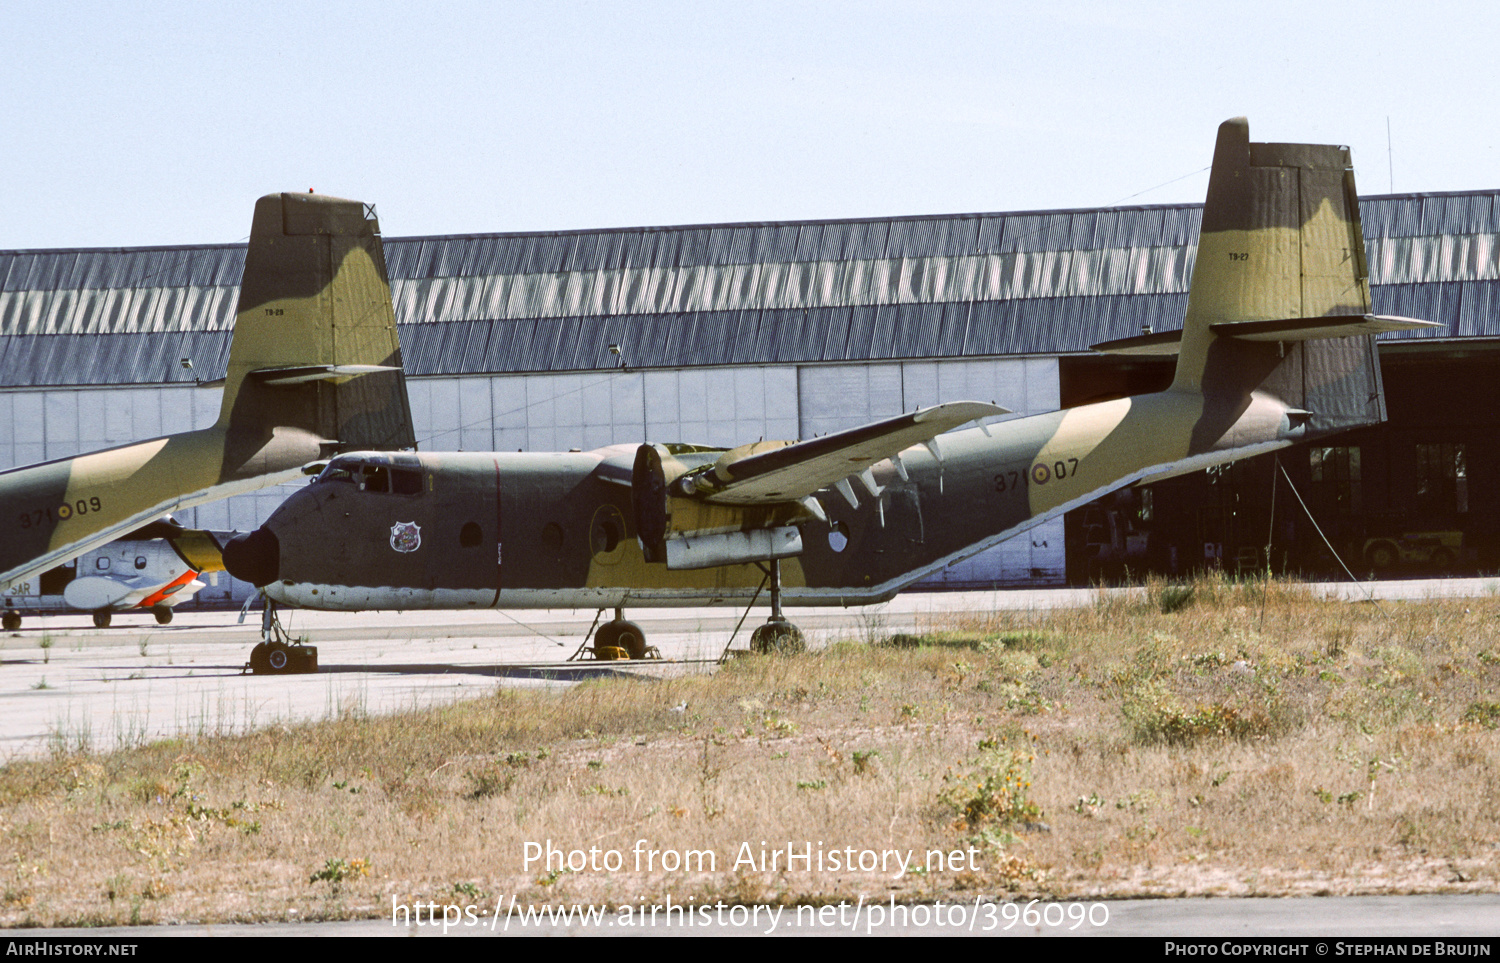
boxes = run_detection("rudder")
[1161,118,1437,443]
[218,193,414,476]
[1172,117,1372,394]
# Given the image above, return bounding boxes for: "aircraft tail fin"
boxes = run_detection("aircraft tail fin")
[217,193,415,471]
[1168,118,1419,437]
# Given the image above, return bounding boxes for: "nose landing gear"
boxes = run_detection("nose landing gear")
[245,598,318,675]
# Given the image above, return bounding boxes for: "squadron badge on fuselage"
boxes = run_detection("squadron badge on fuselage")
[390,521,421,553]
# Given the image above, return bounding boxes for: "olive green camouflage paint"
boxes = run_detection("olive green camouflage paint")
[242,121,1418,610]
[1,194,412,590]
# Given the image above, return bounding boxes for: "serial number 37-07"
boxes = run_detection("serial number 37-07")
[994,458,1079,492]
[18,497,103,528]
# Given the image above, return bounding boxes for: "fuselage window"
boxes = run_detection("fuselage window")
[96,557,111,571]
[135,556,147,570]
[460,522,482,548]
[591,514,624,554]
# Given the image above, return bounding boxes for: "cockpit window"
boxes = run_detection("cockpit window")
[316,455,423,495]
[316,456,360,485]
[361,464,390,493]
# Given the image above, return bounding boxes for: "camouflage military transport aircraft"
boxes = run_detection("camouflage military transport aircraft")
[222,119,1438,672]
[1,193,414,628]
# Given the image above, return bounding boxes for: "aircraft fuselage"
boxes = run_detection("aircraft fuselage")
[247,385,1303,611]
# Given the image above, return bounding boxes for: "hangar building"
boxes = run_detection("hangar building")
[2,190,1497,605]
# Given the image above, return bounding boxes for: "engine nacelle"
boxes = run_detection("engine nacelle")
[631,443,817,567]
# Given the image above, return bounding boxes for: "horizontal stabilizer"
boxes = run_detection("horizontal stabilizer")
[1090,329,1185,356]
[1210,314,1441,341]
[690,401,1006,505]
[1092,315,1442,356]
[250,364,402,386]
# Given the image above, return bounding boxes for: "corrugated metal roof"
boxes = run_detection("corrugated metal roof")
[2,191,1498,387]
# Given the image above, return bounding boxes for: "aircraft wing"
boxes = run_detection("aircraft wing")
[685,401,1006,505]
[1,474,296,593]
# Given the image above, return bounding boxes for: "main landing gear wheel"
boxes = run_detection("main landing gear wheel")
[2,611,20,632]
[596,614,649,660]
[152,607,173,625]
[750,558,806,655]
[92,610,112,629]
[751,617,806,655]
[1365,541,1398,571]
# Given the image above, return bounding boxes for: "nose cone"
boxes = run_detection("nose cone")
[222,528,280,586]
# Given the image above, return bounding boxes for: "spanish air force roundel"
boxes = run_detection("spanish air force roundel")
[390,521,422,553]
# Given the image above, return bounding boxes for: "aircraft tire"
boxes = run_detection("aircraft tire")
[1366,542,1398,570]
[597,620,647,660]
[751,618,806,656]
[254,643,319,675]
[153,607,173,625]
[92,611,112,629]
[2,611,20,631]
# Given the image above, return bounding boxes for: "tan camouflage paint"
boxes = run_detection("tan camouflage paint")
[1,193,412,591]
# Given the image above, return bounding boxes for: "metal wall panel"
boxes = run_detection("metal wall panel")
[1158,207,1202,247]
[1371,283,1451,332]
[1374,196,1423,237]
[3,192,1498,388]
[837,219,892,262]
[1456,280,1500,337]
[1418,194,1495,236]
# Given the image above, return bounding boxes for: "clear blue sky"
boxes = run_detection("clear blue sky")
[2,1,1495,249]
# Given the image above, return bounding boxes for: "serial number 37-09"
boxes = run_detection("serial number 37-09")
[994,458,1079,492]
[18,497,102,528]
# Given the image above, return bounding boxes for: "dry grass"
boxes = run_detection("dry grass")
[4,574,1500,926]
